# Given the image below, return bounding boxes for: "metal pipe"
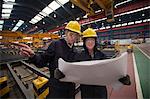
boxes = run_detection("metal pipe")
[21,61,50,79]
[6,63,34,99]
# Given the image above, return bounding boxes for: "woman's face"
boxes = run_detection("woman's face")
[85,38,95,50]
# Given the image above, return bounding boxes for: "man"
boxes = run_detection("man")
[17,21,81,98]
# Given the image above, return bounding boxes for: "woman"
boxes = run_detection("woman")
[76,28,131,99]
[77,28,108,99]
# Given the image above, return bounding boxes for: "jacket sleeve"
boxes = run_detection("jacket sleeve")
[101,52,107,59]
[29,41,56,68]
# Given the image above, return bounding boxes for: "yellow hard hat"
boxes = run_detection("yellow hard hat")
[82,28,97,38]
[65,21,81,34]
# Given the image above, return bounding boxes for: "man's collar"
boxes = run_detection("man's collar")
[64,38,73,48]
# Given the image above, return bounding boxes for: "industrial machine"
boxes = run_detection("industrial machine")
[70,0,114,22]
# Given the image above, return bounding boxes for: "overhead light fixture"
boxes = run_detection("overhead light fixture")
[143,19,148,22]
[48,1,60,10]
[43,21,45,24]
[16,20,24,27]
[142,13,145,16]
[2,9,12,13]
[12,20,24,31]
[113,6,150,18]
[54,14,56,18]
[95,10,101,13]
[2,14,10,18]
[57,0,69,5]
[2,4,13,9]
[116,24,121,27]
[76,17,80,20]
[12,27,18,31]
[0,25,3,29]
[135,20,142,24]
[71,4,74,8]
[35,26,38,28]
[100,27,105,30]
[0,36,2,39]
[112,25,116,28]
[106,26,110,29]
[83,14,88,18]
[3,0,15,2]
[29,0,69,25]
[115,0,132,8]
[122,23,127,26]
[0,20,4,24]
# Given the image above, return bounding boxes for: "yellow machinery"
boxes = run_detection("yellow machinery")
[0,76,10,97]
[114,41,133,53]
[0,31,60,48]
[32,39,43,48]
[127,44,133,53]
[70,0,114,22]
[32,76,49,99]
[114,41,120,52]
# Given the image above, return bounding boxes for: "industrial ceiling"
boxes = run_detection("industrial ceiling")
[0,0,149,34]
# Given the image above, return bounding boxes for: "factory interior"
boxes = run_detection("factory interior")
[0,0,150,99]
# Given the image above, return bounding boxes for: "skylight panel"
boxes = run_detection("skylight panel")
[39,12,47,17]
[2,14,10,18]
[42,6,53,15]
[48,1,60,10]
[31,18,38,23]
[2,9,12,13]
[12,27,19,31]
[0,20,4,24]
[3,0,15,2]
[16,20,24,27]
[34,14,43,21]
[57,0,69,5]
[29,21,35,24]
[0,25,3,29]
[2,4,13,9]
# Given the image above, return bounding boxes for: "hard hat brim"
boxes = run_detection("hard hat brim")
[65,27,81,34]
[83,35,97,38]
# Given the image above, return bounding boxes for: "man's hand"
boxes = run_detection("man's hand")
[119,75,131,85]
[54,68,65,79]
[11,43,35,57]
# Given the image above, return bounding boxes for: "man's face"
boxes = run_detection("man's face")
[66,30,79,44]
